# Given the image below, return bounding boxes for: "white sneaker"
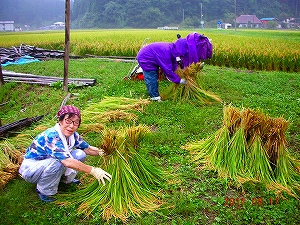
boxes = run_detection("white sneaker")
[150,96,162,102]
[200,62,205,69]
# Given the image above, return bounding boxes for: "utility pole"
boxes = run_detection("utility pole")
[63,0,70,92]
[182,9,185,22]
[0,57,4,86]
[234,0,237,31]
[200,3,204,29]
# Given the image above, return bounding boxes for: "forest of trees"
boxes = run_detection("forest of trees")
[0,0,299,29]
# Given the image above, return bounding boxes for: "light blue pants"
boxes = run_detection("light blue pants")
[143,70,159,98]
[19,149,86,196]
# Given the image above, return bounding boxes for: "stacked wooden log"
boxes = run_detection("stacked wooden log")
[2,70,96,86]
[0,115,44,138]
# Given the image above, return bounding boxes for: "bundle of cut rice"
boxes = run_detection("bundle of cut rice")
[160,62,222,105]
[56,125,164,222]
[184,105,300,198]
[78,96,150,134]
[0,139,25,187]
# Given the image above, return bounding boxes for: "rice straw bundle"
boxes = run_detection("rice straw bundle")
[0,148,11,170]
[248,137,274,183]
[0,140,23,187]
[0,127,49,187]
[78,97,149,135]
[160,62,222,104]
[0,140,24,164]
[100,110,137,123]
[56,125,164,222]
[78,123,105,134]
[81,96,150,122]
[184,105,300,198]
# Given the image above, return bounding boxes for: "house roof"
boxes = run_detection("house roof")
[260,18,276,21]
[0,21,14,24]
[236,15,262,24]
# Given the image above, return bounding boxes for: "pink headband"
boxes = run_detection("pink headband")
[57,105,81,119]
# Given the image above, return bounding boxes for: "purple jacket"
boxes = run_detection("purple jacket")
[137,38,188,83]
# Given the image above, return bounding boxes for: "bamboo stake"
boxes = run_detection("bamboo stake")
[60,93,71,109]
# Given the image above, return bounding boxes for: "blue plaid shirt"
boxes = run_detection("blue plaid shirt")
[24,126,89,161]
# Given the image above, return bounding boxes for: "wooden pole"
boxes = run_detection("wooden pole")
[234,0,237,32]
[0,57,4,86]
[63,0,71,92]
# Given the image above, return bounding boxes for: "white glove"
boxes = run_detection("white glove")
[89,146,105,156]
[90,167,112,185]
[180,79,186,84]
[98,148,105,156]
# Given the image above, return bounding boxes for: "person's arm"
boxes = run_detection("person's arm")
[61,158,93,173]
[61,157,112,185]
[158,58,184,83]
[84,146,104,156]
[73,132,104,156]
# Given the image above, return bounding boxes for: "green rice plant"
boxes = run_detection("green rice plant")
[1,29,299,72]
[184,105,300,199]
[81,96,150,123]
[248,136,274,183]
[161,62,222,105]
[209,127,231,178]
[56,126,164,222]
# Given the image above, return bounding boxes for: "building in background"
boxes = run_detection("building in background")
[236,15,262,28]
[0,21,14,31]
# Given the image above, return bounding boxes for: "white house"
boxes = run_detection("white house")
[222,23,232,29]
[0,21,14,31]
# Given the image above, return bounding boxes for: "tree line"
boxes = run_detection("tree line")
[0,0,299,29]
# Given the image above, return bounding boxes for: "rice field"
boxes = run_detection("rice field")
[0,29,299,72]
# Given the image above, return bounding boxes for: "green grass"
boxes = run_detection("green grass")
[1,57,300,224]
